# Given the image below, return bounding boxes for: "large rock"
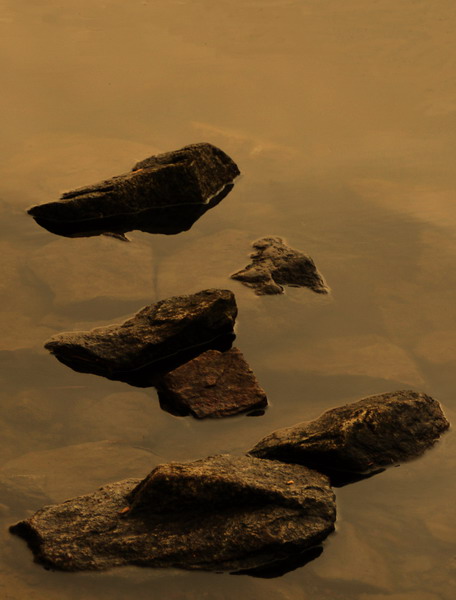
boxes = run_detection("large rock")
[10,454,336,573]
[249,391,449,483]
[231,237,328,295]
[156,348,268,418]
[44,289,237,384]
[27,143,240,237]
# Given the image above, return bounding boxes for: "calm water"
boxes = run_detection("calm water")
[1,1,456,598]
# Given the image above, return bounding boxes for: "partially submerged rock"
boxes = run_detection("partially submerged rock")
[249,391,449,484]
[27,143,240,237]
[10,454,336,573]
[231,237,328,295]
[44,289,237,384]
[156,348,268,418]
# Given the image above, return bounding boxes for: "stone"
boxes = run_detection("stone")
[156,348,268,418]
[44,289,237,385]
[27,143,240,237]
[249,391,449,484]
[231,237,328,295]
[10,454,336,573]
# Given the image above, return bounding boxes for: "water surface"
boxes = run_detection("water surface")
[1,1,455,598]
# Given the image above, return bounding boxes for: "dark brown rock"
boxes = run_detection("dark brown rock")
[231,236,328,295]
[27,143,240,237]
[156,348,268,418]
[44,289,237,384]
[10,455,336,573]
[249,390,450,484]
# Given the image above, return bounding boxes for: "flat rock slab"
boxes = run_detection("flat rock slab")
[249,390,450,483]
[156,348,268,418]
[231,237,328,295]
[10,454,336,574]
[27,143,240,237]
[44,289,237,384]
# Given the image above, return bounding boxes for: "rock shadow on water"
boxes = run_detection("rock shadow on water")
[27,143,240,238]
[233,545,324,578]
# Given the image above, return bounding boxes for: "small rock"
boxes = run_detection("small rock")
[10,454,336,573]
[156,348,268,418]
[249,390,449,483]
[231,237,328,295]
[27,143,240,237]
[44,289,237,384]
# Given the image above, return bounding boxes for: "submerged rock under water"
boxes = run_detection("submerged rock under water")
[10,454,336,574]
[249,390,450,485]
[231,236,328,295]
[27,143,240,237]
[44,289,238,385]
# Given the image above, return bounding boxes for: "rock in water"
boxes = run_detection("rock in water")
[27,143,240,237]
[9,455,336,573]
[156,348,268,418]
[249,391,449,483]
[44,289,237,384]
[231,236,328,295]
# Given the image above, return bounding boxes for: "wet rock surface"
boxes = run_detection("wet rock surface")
[10,454,336,573]
[231,237,328,295]
[249,390,449,484]
[156,348,268,418]
[44,289,237,384]
[27,143,240,237]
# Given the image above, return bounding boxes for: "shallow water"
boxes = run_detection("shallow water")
[1,0,455,598]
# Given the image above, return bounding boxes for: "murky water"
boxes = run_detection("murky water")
[1,0,455,598]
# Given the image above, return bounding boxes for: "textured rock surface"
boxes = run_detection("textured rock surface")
[27,143,240,237]
[156,348,268,418]
[249,391,449,482]
[10,454,336,573]
[44,289,237,383]
[231,237,328,295]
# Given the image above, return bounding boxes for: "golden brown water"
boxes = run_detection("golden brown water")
[1,1,455,598]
